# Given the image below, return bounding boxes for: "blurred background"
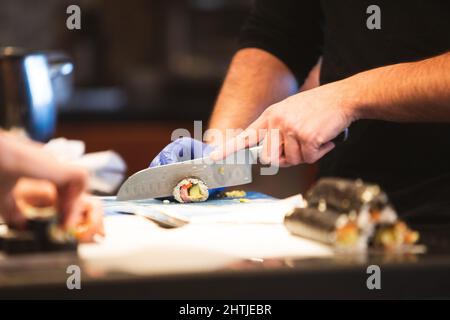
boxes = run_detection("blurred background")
[0,0,315,197]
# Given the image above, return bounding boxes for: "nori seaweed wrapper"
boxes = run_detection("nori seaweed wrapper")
[284,178,418,249]
[305,178,388,214]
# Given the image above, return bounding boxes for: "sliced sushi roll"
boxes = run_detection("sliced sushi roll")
[305,178,388,214]
[284,206,365,249]
[370,222,420,250]
[284,178,419,250]
[173,177,209,203]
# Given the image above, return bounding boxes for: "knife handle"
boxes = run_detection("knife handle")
[330,127,349,146]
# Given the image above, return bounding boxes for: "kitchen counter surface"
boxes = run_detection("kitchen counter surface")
[1,210,450,299]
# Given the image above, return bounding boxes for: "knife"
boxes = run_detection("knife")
[116,129,348,201]
[116,146,259,201]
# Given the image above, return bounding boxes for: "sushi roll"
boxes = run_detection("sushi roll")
[284,178,419,250]
[370,222,419,250]
[173,177,209,203]
[284,206,365,249]
[305,178,389,214]
[1,217,77,255]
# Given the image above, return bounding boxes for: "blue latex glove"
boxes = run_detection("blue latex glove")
[149,137,224,198]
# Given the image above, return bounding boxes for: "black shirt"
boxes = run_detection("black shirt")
[238,0,450,225]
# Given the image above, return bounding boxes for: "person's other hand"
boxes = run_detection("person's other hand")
[0,131,104,241]
[211,80,357,167]
[11,179,104,242]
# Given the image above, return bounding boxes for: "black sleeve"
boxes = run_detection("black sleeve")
[238,0,323,83]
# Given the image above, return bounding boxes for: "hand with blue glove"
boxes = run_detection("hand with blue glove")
[149,137,224,199]
[150,137,215,167]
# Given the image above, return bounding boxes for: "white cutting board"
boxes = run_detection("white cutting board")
[78,195,333,276]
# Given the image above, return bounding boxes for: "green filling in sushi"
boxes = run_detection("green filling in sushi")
[173,178,209,203]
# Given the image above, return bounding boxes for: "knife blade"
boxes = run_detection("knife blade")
[116,146,260,201]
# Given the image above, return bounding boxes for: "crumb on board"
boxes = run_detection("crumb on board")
[238,198,250,203]
[224,190,247,198]
[218,167,225,175]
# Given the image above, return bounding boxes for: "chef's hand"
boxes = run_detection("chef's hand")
[211,80,356,166]
[150,137,215,167]
[0,131,104,241]
[150,137,223,196]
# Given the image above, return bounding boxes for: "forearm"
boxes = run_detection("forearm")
[0,131,82,186]
[347,52,450,122]
[207,48,298,143]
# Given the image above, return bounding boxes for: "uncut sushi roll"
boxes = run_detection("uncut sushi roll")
[173,177,209,203]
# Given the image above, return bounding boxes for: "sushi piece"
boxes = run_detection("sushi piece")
[173,177,209,203]
[284,178,419,250]
[305,178,389,215]
[0,217,77,255]
[370,222,419,250]
[0,203,79,255]
[284,206,365,249]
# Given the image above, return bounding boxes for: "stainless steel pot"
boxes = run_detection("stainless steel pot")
[0,47,74,141]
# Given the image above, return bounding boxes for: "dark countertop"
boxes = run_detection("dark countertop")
[1,224,450,299]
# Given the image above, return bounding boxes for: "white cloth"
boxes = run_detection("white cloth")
[44,138,127,194]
